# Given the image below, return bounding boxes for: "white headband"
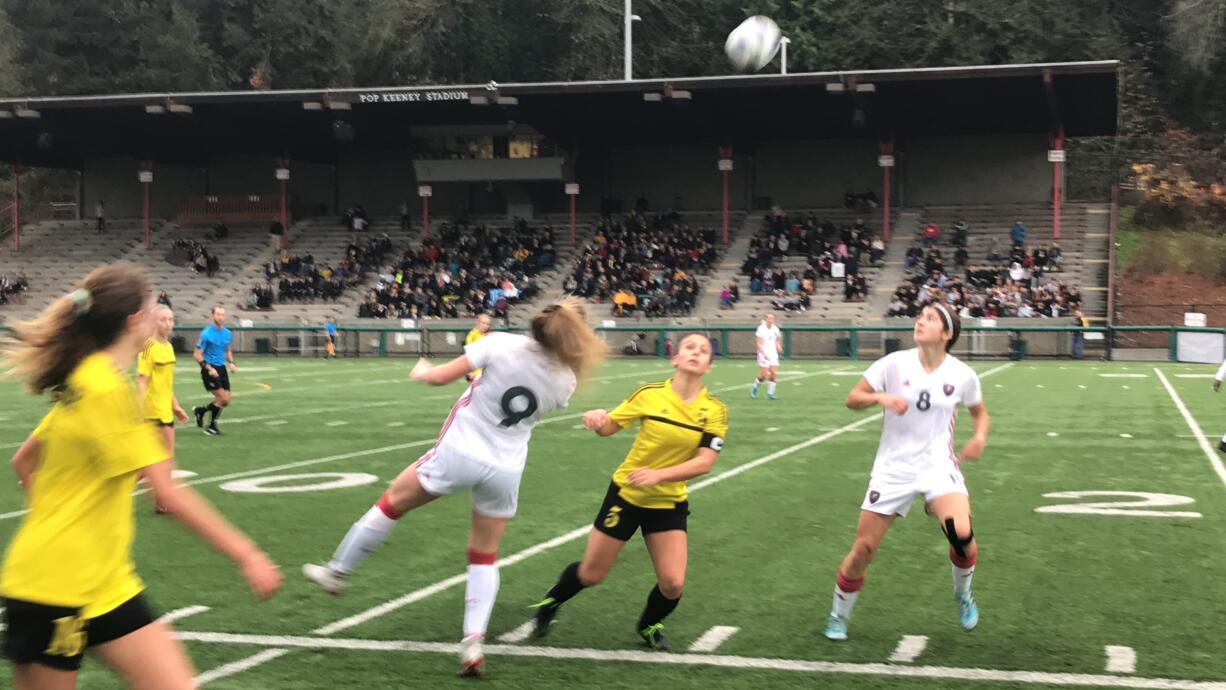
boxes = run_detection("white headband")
[932,303,953,332]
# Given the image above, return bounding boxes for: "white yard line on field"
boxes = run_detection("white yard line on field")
[1153,368,1226,490]
[173,631,1226,690]
[191,363,1013,684]
[888,635,929,663]
[688,626,740,653]
[1106,646,1137,674]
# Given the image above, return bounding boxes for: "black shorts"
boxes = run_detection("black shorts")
[592,482,689,542]
[201,365,230,392]
[1,594,157,671]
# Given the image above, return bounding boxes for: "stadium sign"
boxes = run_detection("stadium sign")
[357,90,470,104]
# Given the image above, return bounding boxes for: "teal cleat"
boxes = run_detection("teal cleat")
[750,384,759,399]
[823,614,848,641]
[957,593,979,631]
[767,393,777,400]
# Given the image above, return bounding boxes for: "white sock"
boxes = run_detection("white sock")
[463,564,500,639]
[767,381,777,396]
[832,572,862,620]
[328,503,398,574]
[952,562,975,597]
[832,587,859,620]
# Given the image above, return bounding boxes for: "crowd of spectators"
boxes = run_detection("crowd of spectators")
[888,219,1078,319]
[0,275,28,305]
[562,211,718,318]
[167,238,220,277]
[360,219,550,320]
[742,210,881,309]
[247,234,394,310]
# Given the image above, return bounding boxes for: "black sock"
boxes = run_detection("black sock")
[545,562,586,606]
[208,403,222,425]
[637,585,680,631]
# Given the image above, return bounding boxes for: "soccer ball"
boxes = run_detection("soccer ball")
[724,16,783,73]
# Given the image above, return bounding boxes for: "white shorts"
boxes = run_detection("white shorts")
[860,470,968,518]
[757,352,779,368]
[412,447,522,518]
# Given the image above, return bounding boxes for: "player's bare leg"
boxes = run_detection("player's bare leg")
[929,492,978,630]
[826,510,894,640]
[460,511,510,677]
[303,461,440,595]
[639,530,688,651]
[532,528,628,638]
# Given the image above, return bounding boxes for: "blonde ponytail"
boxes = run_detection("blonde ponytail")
[529,296,605,381]
[4,263,151,395]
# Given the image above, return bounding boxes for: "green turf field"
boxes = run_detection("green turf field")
[2,356,1225,689]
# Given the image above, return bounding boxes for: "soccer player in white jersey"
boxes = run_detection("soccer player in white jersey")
[751,313,783,400]
[824,303,991,641]
[302,298,604,677]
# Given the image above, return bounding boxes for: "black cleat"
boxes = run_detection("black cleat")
[205,425,222,436]
[529,597,559,638]
[1219,440,1226,453]
[639,623,671,652]
[193,406,206,428]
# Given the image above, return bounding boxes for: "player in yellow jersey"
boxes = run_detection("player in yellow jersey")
[137,304,189,514]
[464,313,492,381]
[531,333,727,651]
[0,264,281,690]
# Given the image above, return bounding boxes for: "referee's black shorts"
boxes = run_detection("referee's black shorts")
[592,482,689,542]
[201,365,231,392]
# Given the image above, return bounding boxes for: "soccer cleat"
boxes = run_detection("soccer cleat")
[459,635,484,678]
[302,563,348,596]
[639,623,671,652]
[824,614,848,641]
[193,406,206,428]
[205,425,222,436]
[750,383,759,399]
[956,593,979,631]
[767,393,777,401]
[1219,439,1226,453]
[529,597,559,638]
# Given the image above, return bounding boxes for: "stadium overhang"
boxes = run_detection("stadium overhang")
[0,60,1118,169]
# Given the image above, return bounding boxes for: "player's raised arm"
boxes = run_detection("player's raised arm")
[409,355,474,386]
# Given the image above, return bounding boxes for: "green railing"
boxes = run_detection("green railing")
[150,323,1217,362]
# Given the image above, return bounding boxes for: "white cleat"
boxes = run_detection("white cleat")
[459,635,485,678]
[301,563,347,596]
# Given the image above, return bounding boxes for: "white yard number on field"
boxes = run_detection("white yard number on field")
[220,472,379,494]
[1035,491,1201,518]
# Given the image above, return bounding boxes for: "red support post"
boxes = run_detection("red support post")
[422,196,430,239]
[276,160,290,251]
[1051,130,1065,241]
[879,141,894,243]
[11,164,20,253]
[569,194,577,246]
[719,146,732,245]
[141,161,152,250]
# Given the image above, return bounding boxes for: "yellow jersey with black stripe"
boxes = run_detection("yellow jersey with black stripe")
[608,380,728,509]
[465,328,486,377]
[137,338,176,424]
[0,352,167,619]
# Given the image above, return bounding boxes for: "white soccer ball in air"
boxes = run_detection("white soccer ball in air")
[724,16,783,73]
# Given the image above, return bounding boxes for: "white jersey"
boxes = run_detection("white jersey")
[862,349,982,482]
[756,323,782,358]
[434,332,576,472]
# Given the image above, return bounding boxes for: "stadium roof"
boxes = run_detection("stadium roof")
[0,61,1118,168]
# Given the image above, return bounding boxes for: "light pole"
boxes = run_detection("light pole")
[624,0,641,80]
[780,37,791,75]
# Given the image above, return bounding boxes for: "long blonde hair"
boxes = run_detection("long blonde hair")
[530,297,605,381]
[5,264,151,395]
